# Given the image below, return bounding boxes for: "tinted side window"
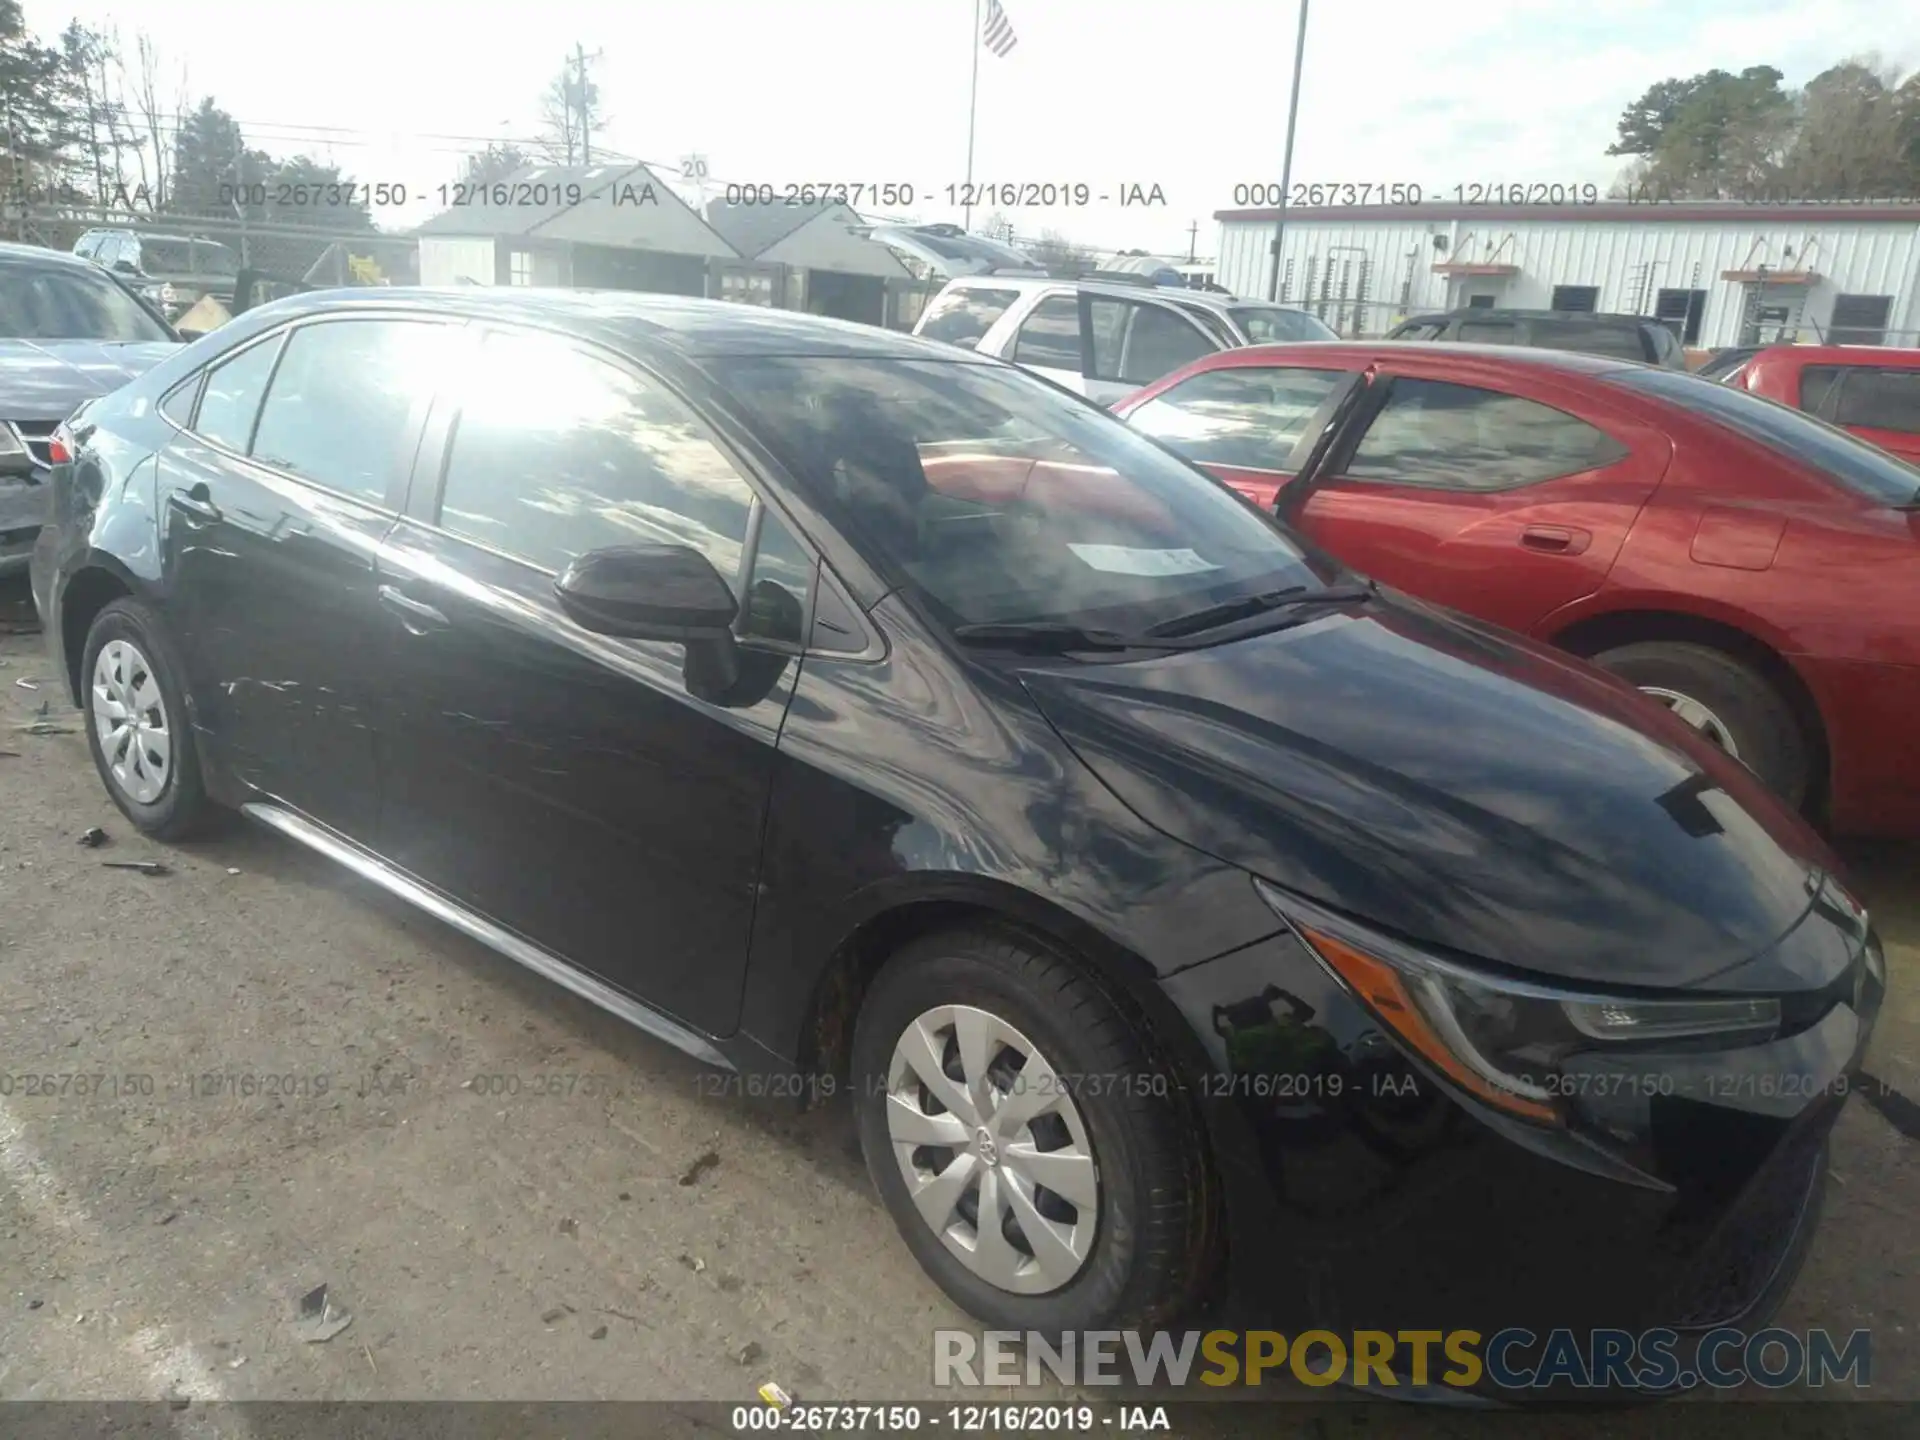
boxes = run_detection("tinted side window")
[918,286,1020,349]
[249,320,450,505]
[1527,319,1647,362]
[1455,320,1519,345]
[1798,366,1844,416]
[192,335,284,451]
[741,508,813,645]
[439,329,756,579]
[1128,367,1346,472]
[1011,296,1082,371]
[1393,321,1446,341]
[1833,369,1920,435]
[1343,379,1629,490]
[1115,304,1214,386]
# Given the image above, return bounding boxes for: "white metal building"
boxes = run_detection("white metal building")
[1213,201,1920,347]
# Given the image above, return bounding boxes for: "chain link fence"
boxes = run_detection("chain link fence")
[6,205,420,287]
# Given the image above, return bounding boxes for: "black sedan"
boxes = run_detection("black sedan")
[30,289,1883,1391]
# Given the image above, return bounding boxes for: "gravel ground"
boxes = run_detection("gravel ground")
[0,579,1913,1437]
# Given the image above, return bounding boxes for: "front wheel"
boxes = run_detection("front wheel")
[1592,640,1810,808]
[852,928,1213,1333]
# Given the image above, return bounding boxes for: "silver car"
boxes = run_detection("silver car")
[914,274,1336,404]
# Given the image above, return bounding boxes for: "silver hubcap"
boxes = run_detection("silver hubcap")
[91,639,172,804]
[884,1004,1100,1294]
[1640,686,1740,759]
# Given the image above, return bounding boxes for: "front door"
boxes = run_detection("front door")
[372,326,810,1036]
[155,316,454,839]
[1287,372,1671,635]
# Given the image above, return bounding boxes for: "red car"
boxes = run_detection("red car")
[1115,342,1920,837]
[1733,344,1920,462]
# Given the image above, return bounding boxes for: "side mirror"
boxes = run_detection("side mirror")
[554,543,738,642]
[112,258,138,275]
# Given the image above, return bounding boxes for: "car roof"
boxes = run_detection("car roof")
[942,273,1302,314]
[0,240,106,272]
[207,286,1003,362]
[1402,308,1655,326]
[1171,339,1644,376]
[1745,343,1920,368]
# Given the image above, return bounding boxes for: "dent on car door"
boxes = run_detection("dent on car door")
[156,316,454,838]
[1285,374,1669,633]
[373,326,807,1036]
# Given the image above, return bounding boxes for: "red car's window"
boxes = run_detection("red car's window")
[1832,368,1920,436]
[1127,366,1346,473]
[1342,379,1630,490]
[1798,366,1845,416]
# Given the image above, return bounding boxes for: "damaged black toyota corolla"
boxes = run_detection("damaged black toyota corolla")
[31,291,1884,1393]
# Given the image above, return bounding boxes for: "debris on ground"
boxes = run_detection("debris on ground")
[27,1299,42,1310]
[678,1149,720,1186]
[758,1382,795,1409]
[227,1355,247,1369]
[77,827,108,848]
[294,1283,353,1343]
[0,750,19,758]
[617,1191,631,1201]
[677,1253,706,1273]
[12,677,36,690]
[102,860,170,875]
[11,721,74,736]
[155,1211,177,1226]
[226,867,241,876]
[558,1216,578,1237]
[540,1307,566,1325]
[734,1341,765,1367]
[589,1324,608,1341]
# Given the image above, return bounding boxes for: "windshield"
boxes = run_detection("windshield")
[1229,306,1338,343]
[140,238,241,277]
[0,259,175,343]
[713,356,1331,632]
[1605,366,1920,507]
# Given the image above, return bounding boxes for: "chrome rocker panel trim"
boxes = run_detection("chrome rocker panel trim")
[241,801,735,1071]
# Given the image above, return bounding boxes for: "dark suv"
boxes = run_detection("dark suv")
[74,228,240,322]
[1388,307,1688,367]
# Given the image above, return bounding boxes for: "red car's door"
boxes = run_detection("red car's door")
[1286,369,1672,634]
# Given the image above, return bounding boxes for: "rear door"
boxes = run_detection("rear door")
[1122,361,1359,508]
[1084,297,1217,405]
[1811,364,1920,462]
[155,314,456,838]
[372,324,806,1035]
[1283,367,1671,634]
[1003,291,1089,394]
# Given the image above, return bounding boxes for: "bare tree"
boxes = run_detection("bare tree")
[112,31,179,209]
[1026,228,1097,277]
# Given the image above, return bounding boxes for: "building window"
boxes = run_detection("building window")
[1466,293,1497,309]
[508,251,532,287]
[1830,294,1893,346]
[720,270,775,307]
[1550,285,1599,313]
[1654,288,1707,345]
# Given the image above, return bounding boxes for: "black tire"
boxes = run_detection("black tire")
[1592,640,1809,807]
[80,598,217,839]
[852,927,1213,1334]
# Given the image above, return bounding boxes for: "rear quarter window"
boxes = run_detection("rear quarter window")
[917,287,1021,350]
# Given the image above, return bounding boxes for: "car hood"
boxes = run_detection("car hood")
[1020,593,1838,991]
[0,340,180,422]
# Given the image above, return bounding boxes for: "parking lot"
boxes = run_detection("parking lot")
[0,576,1914,1433]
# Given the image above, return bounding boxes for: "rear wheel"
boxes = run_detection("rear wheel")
[852,928,1212,1333]
[81,599,216,839]
[1592,640,1809,808]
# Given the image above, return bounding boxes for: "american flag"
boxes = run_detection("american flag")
[981,0,1018,57]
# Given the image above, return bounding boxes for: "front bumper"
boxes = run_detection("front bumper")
[1159,908,1883,1388]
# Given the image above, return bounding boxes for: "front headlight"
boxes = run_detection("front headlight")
[1255,880,1781,1126]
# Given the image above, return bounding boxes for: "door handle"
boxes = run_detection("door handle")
[378,584,449,633]
[1520,524,1591,555]
[168,483,221,524]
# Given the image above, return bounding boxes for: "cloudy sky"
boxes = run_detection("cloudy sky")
[23,0,1920,256]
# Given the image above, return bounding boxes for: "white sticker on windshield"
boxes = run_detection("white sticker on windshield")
[1066,544,1222,577]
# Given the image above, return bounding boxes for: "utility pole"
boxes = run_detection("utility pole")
[1266,0,1310,301]
[1187,220,1198,263]
[576,43,592,167]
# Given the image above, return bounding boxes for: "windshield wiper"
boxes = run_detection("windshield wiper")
[1143,579,1375,640]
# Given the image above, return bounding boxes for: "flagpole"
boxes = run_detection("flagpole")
[964,0,981,231]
